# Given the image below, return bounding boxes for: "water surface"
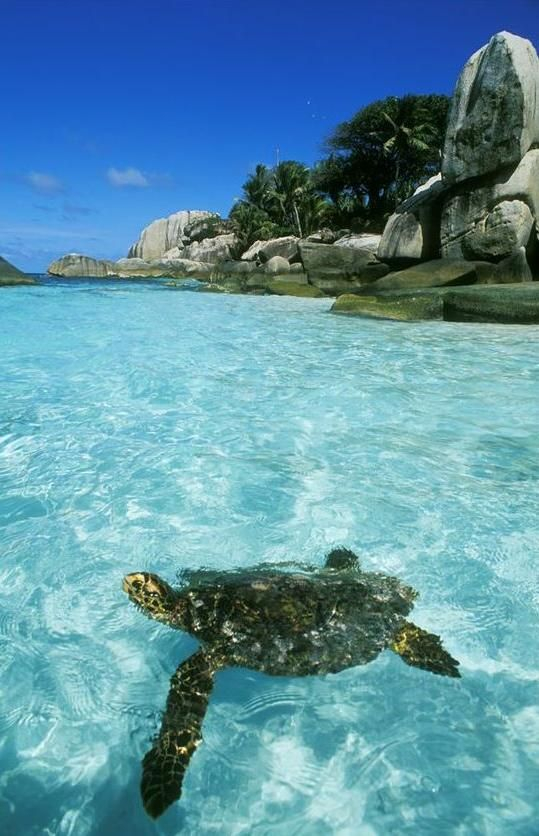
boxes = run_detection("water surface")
[1,279,539,834]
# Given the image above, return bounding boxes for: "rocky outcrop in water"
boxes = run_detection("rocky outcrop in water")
[0,255,36,286]
[48,254,115,278]
[377,31,539,285]
[47,253,214,280]
[331,283,539,324]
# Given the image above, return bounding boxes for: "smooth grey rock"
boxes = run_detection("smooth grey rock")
[113,257,162,276]
[112,257,213,279]
[441,150,539,259]
[378,174,446,263]
[362,259,479,293]
[378,212,424,261]
[183,234,237,264]
[442,32,539,184]
[461,200,534,260]
[160,246,184,261]
[299,242,389,295]
[151,259,213,280]
[48,254,115,278]
[334,233,382,256]
[264,255,290,276]
[241,236,299,263]
[299,241,377,276]
[128,210,215,260]
[494,247,533,282]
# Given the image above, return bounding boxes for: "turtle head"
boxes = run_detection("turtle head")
[123,572,180,625]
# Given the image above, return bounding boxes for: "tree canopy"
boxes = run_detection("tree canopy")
[229,160,329,251]
[230,93,450,246]
[315,93,450,227]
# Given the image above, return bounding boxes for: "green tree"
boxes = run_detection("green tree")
[228,202,280,256]
[271,161,312,237]
[229,159,330,249]
[316,93,449,226]
[242,164,275,214]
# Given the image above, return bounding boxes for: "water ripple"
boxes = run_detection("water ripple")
[1,287,538,834]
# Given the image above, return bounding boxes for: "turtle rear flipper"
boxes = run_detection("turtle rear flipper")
[324,548,360,572]
[390,620,461,678]
[141,648,219,818]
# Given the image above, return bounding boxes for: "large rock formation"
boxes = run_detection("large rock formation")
[377,31,539,287]
[442,32,539,184]
[128,210,216,260]
[440,149,539,260]
[0,255,36,286]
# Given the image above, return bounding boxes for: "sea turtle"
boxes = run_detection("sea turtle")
[122,549,460,818]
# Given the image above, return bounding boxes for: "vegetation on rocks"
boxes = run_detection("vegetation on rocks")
[229,160,329,253]
[314,94,450,227]
[230,94,450,251]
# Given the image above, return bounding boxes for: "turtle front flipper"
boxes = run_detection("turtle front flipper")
[390,620,461,678]
[141,648,220,818]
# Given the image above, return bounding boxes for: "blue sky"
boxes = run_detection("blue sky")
[1,0,538,272]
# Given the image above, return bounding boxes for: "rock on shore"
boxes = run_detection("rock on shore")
[127,210,216,260]
[331,283,539,324]
[373,29,539,319]
[47,253,214,280]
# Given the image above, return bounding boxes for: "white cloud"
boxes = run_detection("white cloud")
[24,172,64,195]
[107,167,149,187]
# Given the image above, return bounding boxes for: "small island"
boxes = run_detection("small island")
[6,31,539,323]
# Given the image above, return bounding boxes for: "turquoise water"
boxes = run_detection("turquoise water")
[1,278,539,835]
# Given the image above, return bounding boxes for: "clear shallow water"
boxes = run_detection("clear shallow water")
[1,278,539,835]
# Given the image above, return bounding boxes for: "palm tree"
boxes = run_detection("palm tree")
[375,96,441,205]
[242,164,274,214]
[270,161,311,237]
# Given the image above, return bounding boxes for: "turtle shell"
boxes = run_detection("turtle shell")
[175,567,417,676]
